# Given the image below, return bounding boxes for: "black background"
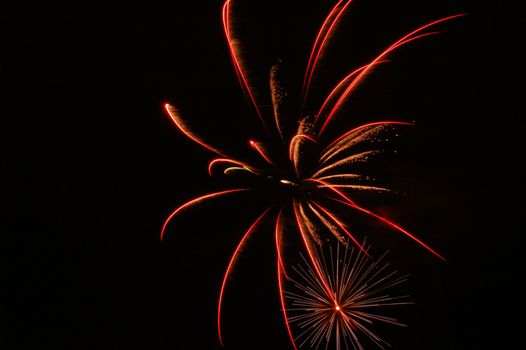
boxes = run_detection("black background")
[1,0,522,349]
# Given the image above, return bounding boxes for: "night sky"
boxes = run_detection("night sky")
[2,0,522,349]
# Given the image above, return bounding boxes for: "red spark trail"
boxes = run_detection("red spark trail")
[303,0,354,104]
[288,134,318,160]
[310,201,369,257]
[222,0,265,128]
[164,103,227,157]
[315,61,388,121]
[304,178,357,205]
[249,140,274,165]
[330,197,446,260]
[293,200,336,300]
[275,210,289,279]
[316,14,465,135]
[270,65,285,141]
[321,121,413,154]
[278,253,299,350]
[217,208,271,347]
[302,0,344,100]
[160,189,250,241]
[208,158,254,176]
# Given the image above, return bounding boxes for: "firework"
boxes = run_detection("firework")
[284,243,412,350]
[161,0,462,346]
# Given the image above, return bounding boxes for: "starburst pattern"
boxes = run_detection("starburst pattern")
[284,243,412,350]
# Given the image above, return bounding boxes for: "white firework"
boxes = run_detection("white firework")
[285,243,412,350]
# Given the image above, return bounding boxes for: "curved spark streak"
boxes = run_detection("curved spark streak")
[289,134,318,160]
[223,167,251,175]
[275,210,289,279]
[316,174,364,182]
[304,178,357,206]
[316,184,391,192]
[160,189,249,241]
[317,14,465,135]
[164,104,226,157]
[331,197,445,260]
[305,201,348,245]
[222,2,244,93]
[208,158,255,176]
[270,65,285,141]
[298,202,324,245]
[291,119,315,177]
[316,61,388,120]
[310,201,369,256]
[319,125,385,166]
[218,208,271,346]
[303,0,354,104]
[314,33,440,132]
[321,121,413,158]
[293,200,336,300]
[278,253,299,350]
[302,0,344,101]
[313,150,379,178]
[249,140,274,164]
[222,0,265,127]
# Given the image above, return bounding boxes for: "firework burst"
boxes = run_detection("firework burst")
[161,0,462,346]
[284,242,412,350]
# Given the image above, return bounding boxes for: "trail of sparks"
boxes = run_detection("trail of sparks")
[305,201,348,245]
[312,150,379,178]
[293,199,336,300]
[316,61,388,119]
[208,158,256,176]
[303,0,354,105]
[270,65,286,141]
[298,202,324,245]
[275,209,289,278]
[249,140,274,165]
[320,121,413,163]
[316,15,465,135]
[309,201,369,256]
[316,184,391,192]
[303,178,357,206]
[291,119,315,178]
[316,174,364,181]
[164,103,227,157]
[278,250,300,350]
[302,0,344,102]
[222,0,265,128]
[218,208,271,346]
[289,134,318,161]
[160,189,249,241]
[330,197,446,260]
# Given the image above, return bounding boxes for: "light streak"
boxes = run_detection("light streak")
[160,189,249,241]
[222,0,265,128]
[218,208,271,346]
[331,197,446,260]
[164,103,227,157]
[316,15,465,135]
[249,140,274,165]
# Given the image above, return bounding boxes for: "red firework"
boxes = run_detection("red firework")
[161,0,463,347]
